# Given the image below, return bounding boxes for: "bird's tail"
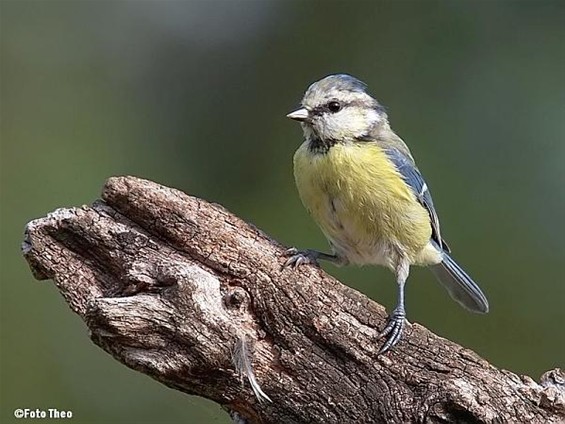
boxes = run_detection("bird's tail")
[430,252,489,313]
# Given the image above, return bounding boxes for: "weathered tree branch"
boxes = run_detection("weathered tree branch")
[22,176,564,423]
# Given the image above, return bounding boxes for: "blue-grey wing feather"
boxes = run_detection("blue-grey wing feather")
[383,148,489,314]
[384,148,450,253]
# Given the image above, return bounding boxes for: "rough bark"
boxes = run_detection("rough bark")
[22,176,564,424]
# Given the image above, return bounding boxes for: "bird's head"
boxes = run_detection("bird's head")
[287,74,387,144]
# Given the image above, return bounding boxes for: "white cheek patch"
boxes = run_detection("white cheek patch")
[364,108,382,127]
[321,107,381,140]
[338,109,367,135]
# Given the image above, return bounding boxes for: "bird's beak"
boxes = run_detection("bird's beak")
[286,108,309,122]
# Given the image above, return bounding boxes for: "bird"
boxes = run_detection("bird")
[284,74,489,354]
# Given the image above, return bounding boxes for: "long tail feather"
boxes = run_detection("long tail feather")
[430,253,489,313]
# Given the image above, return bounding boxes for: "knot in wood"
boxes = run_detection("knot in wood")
[224,287,250,310]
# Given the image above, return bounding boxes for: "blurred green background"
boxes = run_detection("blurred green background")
[1,1,564,423]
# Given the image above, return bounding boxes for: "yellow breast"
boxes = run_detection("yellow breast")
[293,141,432,266]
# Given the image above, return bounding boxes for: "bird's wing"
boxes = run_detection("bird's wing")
[384,148,450,253]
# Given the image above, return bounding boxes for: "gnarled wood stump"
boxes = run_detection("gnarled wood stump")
[22,176,565,423]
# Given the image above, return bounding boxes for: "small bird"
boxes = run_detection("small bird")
[285,74,489,354]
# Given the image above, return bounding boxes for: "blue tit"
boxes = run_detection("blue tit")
[285,74,489,354]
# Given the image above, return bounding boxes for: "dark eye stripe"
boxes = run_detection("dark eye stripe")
[311,101,349,116]
[310,97,384,116]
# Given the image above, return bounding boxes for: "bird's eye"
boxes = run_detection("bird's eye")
[327,101,342,113]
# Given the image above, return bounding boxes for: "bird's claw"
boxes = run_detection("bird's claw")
[283,248,320,268]
[378,308,406,354]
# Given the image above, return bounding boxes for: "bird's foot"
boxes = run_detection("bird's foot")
[283,248,321,268]
[378,307,406,354]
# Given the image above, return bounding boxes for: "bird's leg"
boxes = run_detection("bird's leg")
[283,247,346,268]
[378,260,410,354]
